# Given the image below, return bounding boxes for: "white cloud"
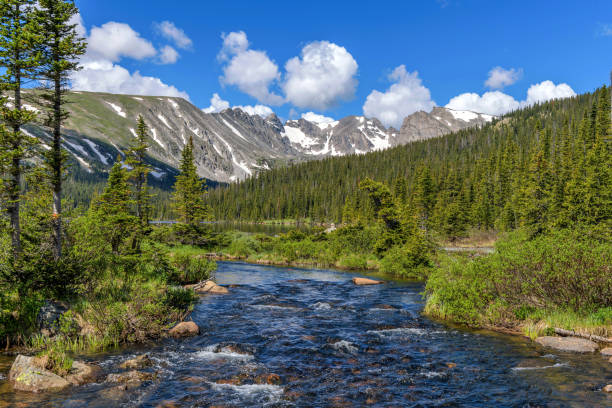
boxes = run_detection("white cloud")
[446,91,520,116]
[235,104,274,117]
[201,93,273,117]
[600,24,612,36]
[283,41,358,110]
[362,65,435,128]
[70,17,189,100]
[202,93,230,113]
[524,80,576,105]
[445,80,576,116]
[155,21,192,49]
[218,31,283,105]
[69,12,87,38]
[87,22,157,62]
[485,66,522,90]
[301,112,335,124]
[159,45,179,64]
[72,59,189,99]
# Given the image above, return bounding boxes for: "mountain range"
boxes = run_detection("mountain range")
[23,91,494,183]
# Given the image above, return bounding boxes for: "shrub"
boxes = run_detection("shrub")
[379,236,433,279]
[337,254,368,270]
[36,344,73,377]
[163,286,198,310]
[169,253,216,284]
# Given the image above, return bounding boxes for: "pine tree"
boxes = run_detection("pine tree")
[125,116,152,226]
[35,0,86,259]
[93,158,135,254]
[172,136,210,225]
[0,0,41,257]
[413,165,434,230]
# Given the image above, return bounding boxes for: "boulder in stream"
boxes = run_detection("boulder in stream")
[599,347,612,356]
[535,336,598,353]
[169,321,199,338]
[196,281,229,294]
[65,361,102,386]
[8,355,70,393]
[603,384,612,393]
[106,370,155,384]
[352,277,383,285]
[119,354,153,370]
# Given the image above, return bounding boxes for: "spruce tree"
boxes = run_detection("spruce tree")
[172,136,210,225]
[0,0,41,257]
[35,0,86,259]
[93,158,135,255]
[125,115,152,226]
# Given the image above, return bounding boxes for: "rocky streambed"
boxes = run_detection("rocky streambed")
[0,261,611,407]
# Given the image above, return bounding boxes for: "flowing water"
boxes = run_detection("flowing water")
[1,262,611,407]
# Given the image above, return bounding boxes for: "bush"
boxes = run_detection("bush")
[336,254,368,270]
[425,227,612,328]
[36,344,73,377]
[379,236,433,279]
[169,253,216,284]
[163,286,198,310]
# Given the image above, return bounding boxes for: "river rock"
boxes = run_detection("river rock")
[195,281,229,294]
[169,321,199,338]
[106,370,155,384]
[8,355,70,393]
[600,347,612,356]
[120,354,153,370]
[65,361,101,386]
[603,384,612,393]
[535,336,598,353]
[352,277,383,285]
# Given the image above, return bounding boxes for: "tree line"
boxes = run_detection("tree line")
[208,86,611,239]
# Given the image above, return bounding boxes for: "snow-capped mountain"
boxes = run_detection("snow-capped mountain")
[26,91,494,183]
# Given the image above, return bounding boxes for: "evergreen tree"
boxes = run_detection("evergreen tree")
[125,115,152,226]
[92,158,135,255]
[35,0,86,259]
[172,136,210,225]
[0,0,41,257]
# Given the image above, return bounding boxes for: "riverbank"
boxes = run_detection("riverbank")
[2,261,611,406]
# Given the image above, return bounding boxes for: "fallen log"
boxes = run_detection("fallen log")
[554,328,612,344]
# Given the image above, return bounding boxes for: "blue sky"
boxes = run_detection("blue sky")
[74,0,612,127]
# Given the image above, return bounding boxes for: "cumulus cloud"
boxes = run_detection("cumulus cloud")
[599,24,612,36]
[72,59,189,99]
[70,16,189,99]
[446,91,520,116]
[234,104,274,117]
[155,21,193,49]
[159,45,179,64]
[485,66,522,89]
[87,22,157,62]
[283,41,358,110]
[218,31,283,105]
[201,93,273,117]
[446,80,576,116]
[202,93,230,113]
[301,112,335,124]
[523,80,576,105]
[362,65,435,128]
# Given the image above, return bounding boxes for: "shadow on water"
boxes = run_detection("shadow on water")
[1,261,611,407]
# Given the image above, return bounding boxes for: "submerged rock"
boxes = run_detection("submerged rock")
[599,347,612,356]
[169,321,199,338]
[106,370,155,384]
[65,361,102,386]
[8,355,70,393]
[120,354,153,370]
[535,336,598,353]
[353,277,383,285]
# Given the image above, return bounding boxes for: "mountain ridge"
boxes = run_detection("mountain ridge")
[26,91,495,182]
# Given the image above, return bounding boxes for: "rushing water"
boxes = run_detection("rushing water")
[1,262,611,407]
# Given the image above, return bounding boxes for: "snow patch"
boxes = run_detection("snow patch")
[221,118,247,141]
[63,140,89,157]
[282,126,318,148]
[83,138,109,165]
[129,128,137,138]
[150,128,165,148]
[132,97,143,101]
[105,102,126,118]
[150,170,165,179]
[448,109,479,122]
[157,114,173,130]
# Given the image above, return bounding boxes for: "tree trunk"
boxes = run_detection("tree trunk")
[52,71,62,260]
[8,59,22,258]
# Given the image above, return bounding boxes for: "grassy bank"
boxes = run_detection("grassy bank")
[425,227,612,338]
